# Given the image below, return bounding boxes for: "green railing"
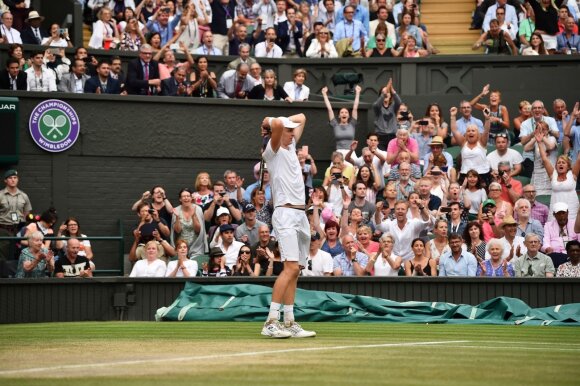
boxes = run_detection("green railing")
[0,219,125,276]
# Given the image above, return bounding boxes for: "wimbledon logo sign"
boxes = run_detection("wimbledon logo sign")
[29,99,80,152]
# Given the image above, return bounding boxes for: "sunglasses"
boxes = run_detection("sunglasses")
[376,39,385,42]
[240,250,251,254]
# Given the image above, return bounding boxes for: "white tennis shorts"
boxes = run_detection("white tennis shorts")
[272,207,310,267]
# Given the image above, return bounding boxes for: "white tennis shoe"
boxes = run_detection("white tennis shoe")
[284,322,316,338]
[261,320,292,338]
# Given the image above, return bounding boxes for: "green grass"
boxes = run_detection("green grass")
[0,322,579,385]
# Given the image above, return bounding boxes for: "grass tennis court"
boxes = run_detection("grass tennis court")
[0,322,578,385]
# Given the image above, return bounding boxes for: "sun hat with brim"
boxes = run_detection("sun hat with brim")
[500,215,517,228]
[428,136,445,147]
[26,10,45,23]
[210,247,225,258]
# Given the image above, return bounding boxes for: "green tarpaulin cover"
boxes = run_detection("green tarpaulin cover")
[156,282,580,326]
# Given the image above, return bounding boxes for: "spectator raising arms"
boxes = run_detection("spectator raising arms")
[322,85,361,154]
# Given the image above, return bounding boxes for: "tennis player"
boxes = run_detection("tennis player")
[260,113,316,339]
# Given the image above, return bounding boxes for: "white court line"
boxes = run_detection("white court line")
[439,345,580,352]
[0,340,468,376]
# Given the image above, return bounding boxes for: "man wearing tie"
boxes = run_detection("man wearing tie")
[125,44,161,95]
[217,62,254,99]
[283,68,309,102]
[0,58,27,90]
[20,11,48,45]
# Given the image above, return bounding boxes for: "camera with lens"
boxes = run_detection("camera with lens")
[148,209,155,214]
[219,192,226,197]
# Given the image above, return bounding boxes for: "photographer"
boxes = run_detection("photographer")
[202,181,242,229]
[128,202,173,263]
[491,161,522,205]
[42,24,73,48]
[254,27,283,58]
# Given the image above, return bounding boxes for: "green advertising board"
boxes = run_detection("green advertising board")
[0,97,19,165]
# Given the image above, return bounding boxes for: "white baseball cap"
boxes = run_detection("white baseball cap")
[278,116,300,129]
[553,202,568,213]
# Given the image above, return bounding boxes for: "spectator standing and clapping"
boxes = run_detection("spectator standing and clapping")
[129,240,167,277]
[276,6,303,57]
[21,10,48,45]
[376,200,432,262]
[190,56,217,98]
[54,239,93,278]
[513,233,555,277]
[15,232,54,278]
[209,0,236,54]
[125,44,161,95]
[165,239,199,277]
[171,188,206,259]
[235,204,266,246]
[365,233,402,276]
[317,0,341,33]
[175,1,207,53]
[305,26,338,57]
[334,5,368,57]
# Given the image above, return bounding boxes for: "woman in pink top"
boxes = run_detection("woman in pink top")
[386,128,420,166]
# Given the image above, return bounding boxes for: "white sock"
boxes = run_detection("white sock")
[267,302,281,321]
[283,305,294,325]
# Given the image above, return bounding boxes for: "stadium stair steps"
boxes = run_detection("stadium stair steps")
[420,0,482,55]
[83,24,92,48]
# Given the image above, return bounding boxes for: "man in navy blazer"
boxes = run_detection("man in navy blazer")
[125,44,161,95]
[0,57,27,90]
[160,67,190,96]
[20,10,49,45]
[275,7,303,57]
[84,59,121,94]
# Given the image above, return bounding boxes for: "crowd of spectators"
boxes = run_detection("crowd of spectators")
[0,1,579,279]
[0,0,448,95]
[470,0,580,55]
[2,73,580,279]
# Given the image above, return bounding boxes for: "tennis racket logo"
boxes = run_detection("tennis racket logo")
[39,111,70,141]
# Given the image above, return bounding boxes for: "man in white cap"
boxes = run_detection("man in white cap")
[542,202,580,269]
[260,113,315,339]
[21,10,48,45]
